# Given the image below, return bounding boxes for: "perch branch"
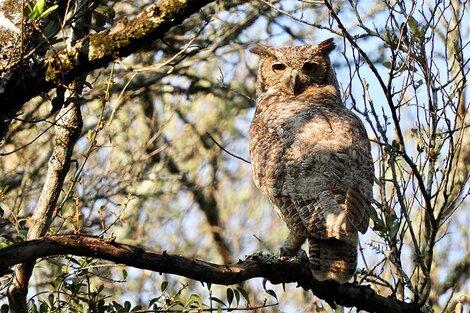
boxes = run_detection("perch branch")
[1,234,421,313]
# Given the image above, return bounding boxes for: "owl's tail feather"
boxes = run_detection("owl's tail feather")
[308,237,358,283]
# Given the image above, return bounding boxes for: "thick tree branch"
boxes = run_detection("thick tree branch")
[1,234,420,313]
[7,103,83,312]
[0,0,215,140]
[6,2,89,309]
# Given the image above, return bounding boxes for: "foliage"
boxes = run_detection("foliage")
[0,0,468,312]
[27,0,58,20]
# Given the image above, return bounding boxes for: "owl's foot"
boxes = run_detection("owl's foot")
[279,246,298,257]
[279,247,308,263]
[280,232,306,256]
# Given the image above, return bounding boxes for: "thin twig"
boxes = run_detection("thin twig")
[205,132,251,164]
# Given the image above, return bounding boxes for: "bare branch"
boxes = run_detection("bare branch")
[0,234,421,313]
[206,132,251,164]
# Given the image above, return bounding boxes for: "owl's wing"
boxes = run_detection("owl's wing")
[346,113,374,234]
[249,101,373,239]
[279,108,373,239]
[316,111,373,237]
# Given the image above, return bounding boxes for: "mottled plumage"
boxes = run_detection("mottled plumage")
[249,39,373,283]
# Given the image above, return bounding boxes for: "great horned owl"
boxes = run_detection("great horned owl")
[249,38,373,283]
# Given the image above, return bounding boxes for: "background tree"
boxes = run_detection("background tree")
[0,0,468,312]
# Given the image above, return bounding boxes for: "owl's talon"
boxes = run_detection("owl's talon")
[298,249,308,263]
[279,246,296,257]
[280,247,308,264]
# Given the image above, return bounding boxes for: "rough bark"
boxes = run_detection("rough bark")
[0,234,421,313]
[0,0,215,140]
[7,103,82,312]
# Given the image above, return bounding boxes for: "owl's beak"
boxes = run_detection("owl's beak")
[290,69,301,95]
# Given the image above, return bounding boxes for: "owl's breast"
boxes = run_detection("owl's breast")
[266,101,357,158]
[249,98,371,201]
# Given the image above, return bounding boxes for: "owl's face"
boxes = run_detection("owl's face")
[250,38,337,97]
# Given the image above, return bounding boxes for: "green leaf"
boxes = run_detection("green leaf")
[112,301,123,310]
[266,289,277,301]
[234,288,240,306]
[408,16,424,42]
[124,301,131,312]
[194,294,203,308]
[97,284,104,294]
[122,269,128,280]
[38,4,58,19]
[39,302,48,313]
[31,301,38,313]
[408,17,419,35]
[370,209,386,234]
[226,288,234,307]
[161,281,168,292]
[36,0,45,14]
[28,6,39,19]
[385,212,400,239]
[384,28,399,50]
[148,296,161,307]
[28,0,58,20]
[185,294,202,309]
[385,212,397,226]
[87,129,96,142]
[53,277,62,288]
[48,293,55,305]
[210,296,226,307]
[236,287,250,304]
[169,299,184,309]
[28,0,45,19]
[369,208,380,224]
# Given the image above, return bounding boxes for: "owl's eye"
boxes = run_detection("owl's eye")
[302,62,318,74]
[272,62,286,74]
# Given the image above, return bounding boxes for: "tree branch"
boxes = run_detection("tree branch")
[1,234,421,313]
[6,103,83,312]
[0,0,215,140]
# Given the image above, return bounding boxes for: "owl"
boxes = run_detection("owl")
[249,38,373,283]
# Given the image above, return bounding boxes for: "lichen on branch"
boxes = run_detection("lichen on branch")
[0,234,421,313]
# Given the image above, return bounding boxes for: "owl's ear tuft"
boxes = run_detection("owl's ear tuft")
[249,44,274,56]
[317,38,336,55]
